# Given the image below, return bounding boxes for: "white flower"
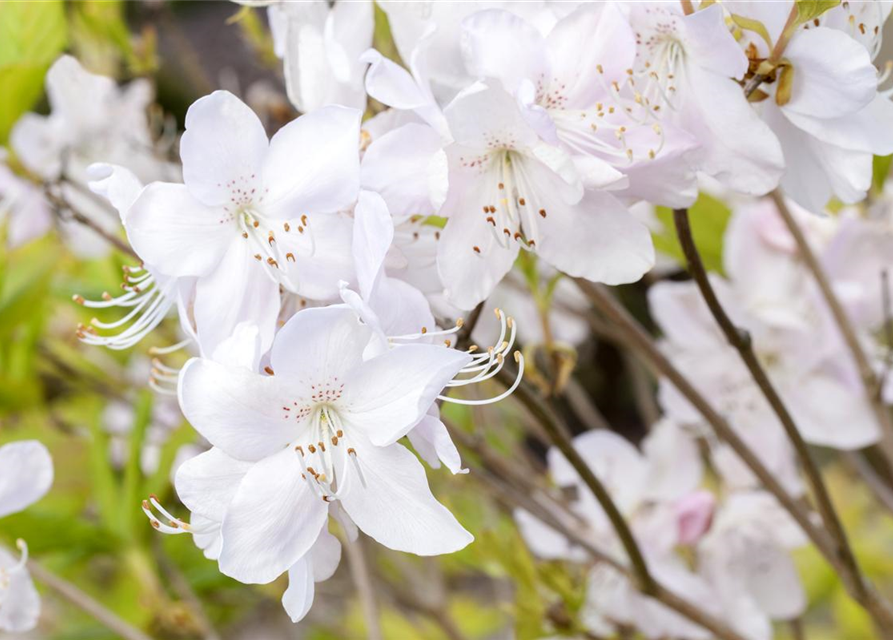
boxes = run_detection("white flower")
[266,0,373,113]
[437,79,654,310]
[459,5,701,208]
[123,91,361,362]
[172,305,475,584]
[649,200,879,452]
[0,440,54,633]
[0,155,52,249]
[516,423,717,639]
[624,3,785,196]
[727,0,893,210]
[699,492,807,640]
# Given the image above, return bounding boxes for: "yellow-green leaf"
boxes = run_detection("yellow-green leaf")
[795,0,841,24]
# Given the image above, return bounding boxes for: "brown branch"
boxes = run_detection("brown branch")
[28,557,156,640]
[672,207,893,628]
[770,191,893,467]
[456,427,748,640]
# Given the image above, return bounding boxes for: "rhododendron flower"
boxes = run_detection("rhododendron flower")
[173,305,474,584]
[0,441,54,633]
[437,79,654,310]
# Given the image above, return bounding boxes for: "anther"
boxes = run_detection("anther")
[264,366,275,375]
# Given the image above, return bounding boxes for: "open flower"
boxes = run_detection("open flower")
[0,440,54,633]
[174,305,475,584]
[437,79,654,310]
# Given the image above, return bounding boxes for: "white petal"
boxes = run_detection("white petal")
[681,66,784,195]
[174,447,253,522]
[443,80,539,151]
[0,441,53,518]
[341,344,471,447]
[86,163,144,225]
[407,408,465,474]
[460,10,549,95]
[262,105,361,216]
[533,188,654,286]
[193,237,281,365]
[9,113,63,180]
[744,542,806,620]
[641,420,702,502]
[219,447,328,583]
[126,183,233,277]
[352,190,393,301]
[783,94,893,156]
[0,551,40,633]
[278,210,356,300]
[360,123,444,223]
[178,358,300,462]
[682,4,748,79]
[311,526,342,581]
[270,305,370,381]
[181,91,269,207]
[339,438,473,555]
[282,556,315,623]
[783,27,876,119]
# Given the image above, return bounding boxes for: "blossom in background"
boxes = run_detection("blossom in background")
[266,0,373,114]
[0,440,54,633]
[517,422,718,639]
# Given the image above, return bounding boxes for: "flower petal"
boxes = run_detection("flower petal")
[0,550,40,633]
[126,183,233,277]
[174,447,253,522]
[339,438,473,555]
[178,358,300,462]
[219,447,328,583]
[282,556,315,623]
[270,305,371,381]
[180,91,269,207]
[341,344,471,447]
[262,105,361,216]
[0,441,53,519]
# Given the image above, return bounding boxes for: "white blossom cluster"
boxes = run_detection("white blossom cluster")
[3,1,893,638]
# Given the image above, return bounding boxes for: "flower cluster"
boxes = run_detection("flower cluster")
[3,0,893,637]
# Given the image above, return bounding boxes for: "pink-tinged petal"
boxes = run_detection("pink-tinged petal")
[681,65,784,195]
[783,27,876,119]
[262,105,361,216]
[193,237,280,365]
[682,4,748,79]
[0,441,53,518]
[443,81,539,151]
[339,437,473,555]
[546,3,636,106]
[219,448,328,583]
[178,358,301,462]
[180,91,269,207]
[533,189,654,286]
[675,491,715,546]
[460,10,549,95]
[783,94,893,156]
[641,420,703,502]
[126,183,233,278]
[0,549,40,632]
[282,556,315,622]
[174,447,253,522]
[341,344,471,447]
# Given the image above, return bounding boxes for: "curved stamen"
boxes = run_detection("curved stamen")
[439,351,526,406]
[142,495,218,535]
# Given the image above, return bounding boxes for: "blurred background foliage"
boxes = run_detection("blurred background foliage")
[2,2,893,639]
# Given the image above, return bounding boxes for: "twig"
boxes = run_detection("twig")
[846,451,893,515]
[343,534,383,640]
[563,378,612,432]
[495,369,656,595]
[879,269,893,395]
[151,539,222,640]
[770,192,893,472]
[455,302,485,351]
[672,207,892,628]
[27,557,156,640]
[458,431,748,640]
[623,351,661,428]
[43,184,140,260]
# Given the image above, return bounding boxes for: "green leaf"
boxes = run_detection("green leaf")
[873,154,893,193]
[795,0,841,24]
[730,14,773,50]
[0,0,67,142]
[653,193,733,274]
